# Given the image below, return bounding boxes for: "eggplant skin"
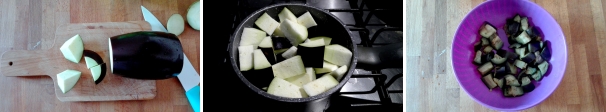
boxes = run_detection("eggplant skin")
[109,31,184,80]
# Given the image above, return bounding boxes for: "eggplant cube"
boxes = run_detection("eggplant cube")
[272,55,306,79]
[299,39,326,68]
[478,62,494,75]
[272,37,293,50]
[482,74,498,90]
[479,22,497,38]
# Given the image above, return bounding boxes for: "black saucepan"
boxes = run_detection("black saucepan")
[229,3,357,102]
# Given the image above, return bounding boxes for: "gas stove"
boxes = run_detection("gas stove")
[207,0,403,111]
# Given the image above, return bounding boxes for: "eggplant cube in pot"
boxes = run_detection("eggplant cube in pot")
[109,31,184,80]
[230,4,357,102]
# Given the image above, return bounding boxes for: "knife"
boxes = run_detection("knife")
[141,6,200,112]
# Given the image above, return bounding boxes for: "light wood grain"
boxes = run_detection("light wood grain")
[1,21,157,102]
[0,0,199,111]
[407,0,606,111]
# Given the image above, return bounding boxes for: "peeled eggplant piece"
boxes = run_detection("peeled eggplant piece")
[515,47,526,56]
[505,62,518,75]
[494,66,508,78]
[521,52,536,64]
[479,22,497,38]
[520,17,529,31]
[491,54,507,65]
[531,71,543,81]
[497,50,519,60]
[509,43,522,49]
[513,14,521,23]
[478,62,494,75]
[490,34,504,50]
[515,32,531,45]
[519,76,531,86]
[481,38,490,46]
[474,51,483,65]
[514,60,527,69]
[522,83,536,93]
[482,74,498,90]
[504,74,521,86]
[482,46,494,54]
[109,31,183,80]
[505,86,524,97]
[493,78,504,88]
[272,37,293,50]
[525,67,537,75]
[538,61,549,75]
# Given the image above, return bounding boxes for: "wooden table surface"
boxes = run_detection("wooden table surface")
[0,0,199,111]
[407,0,605,111]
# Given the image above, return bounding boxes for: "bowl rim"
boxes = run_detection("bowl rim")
[450,0,568,111]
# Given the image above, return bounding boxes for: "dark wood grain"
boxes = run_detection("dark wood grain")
[407,0,606,111]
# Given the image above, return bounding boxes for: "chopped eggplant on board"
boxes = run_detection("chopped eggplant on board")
[472,14,551,97]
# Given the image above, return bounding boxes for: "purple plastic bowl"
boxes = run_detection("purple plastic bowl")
[451,0,567,111]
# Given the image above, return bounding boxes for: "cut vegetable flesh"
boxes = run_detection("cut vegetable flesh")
[309,36,332,45]
[239,45,255,71]
[297,12,318,28]
[477,62,493,75]
[479,23,497,38]
[314,61,339,74]
[90,63,107,84]
[57,69,82,93]
[324,44,353,66]
[167,14,185,36]
[272,55,305,79]
[303,74,339,97]
[60,34,84,63]
[285,68,316,87]
[278,7,298,23]
[280,19,308,46]
[258,36,273,48]
[83,50,106,84]
[482,74,497,90]
[253,49,272,70]
[255,13,280,35]
[281,46,298,59]
[267,77,303,98]
[240,28,267,48]
[329,65,348,81]
[186,1,200,30]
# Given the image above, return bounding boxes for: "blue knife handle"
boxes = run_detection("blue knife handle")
[185,85,200,112]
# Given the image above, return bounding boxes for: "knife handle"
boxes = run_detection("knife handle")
[185,85,200,112]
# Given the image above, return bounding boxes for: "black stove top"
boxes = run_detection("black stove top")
[203,0,403,111]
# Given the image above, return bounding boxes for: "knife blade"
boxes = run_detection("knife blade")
[141,6,200,112]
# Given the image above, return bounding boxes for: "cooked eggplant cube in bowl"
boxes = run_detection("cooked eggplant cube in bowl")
[229,4,356,103]
[451,0,567,111]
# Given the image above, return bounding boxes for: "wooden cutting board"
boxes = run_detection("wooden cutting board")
[0,21,156,102]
